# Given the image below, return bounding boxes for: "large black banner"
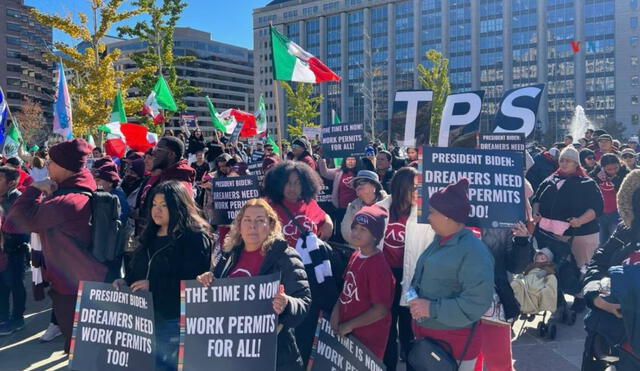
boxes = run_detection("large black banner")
[211,175,260,225]
[308,315,386,371]
[69,281,155,371]
[417,147,525,228]
[179,273,281,371]
[321,122,367,158]
[492,84,545,137]
[391,90,433,147]
[437,91,485,148]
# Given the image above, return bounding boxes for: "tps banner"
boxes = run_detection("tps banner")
[390,90,433,147]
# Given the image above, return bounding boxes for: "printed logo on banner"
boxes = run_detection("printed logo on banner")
[321,122,367,159]
[391,90,433,147]
[179,273,281,371]
[308,314,386,371]
[69,281,155,371]
[211,176,260,225]
[438,91,485,148]
[493,84,545,137]
[417,146,525,228]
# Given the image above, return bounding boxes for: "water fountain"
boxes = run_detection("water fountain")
[569,105,591,140]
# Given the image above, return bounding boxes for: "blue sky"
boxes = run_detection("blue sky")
[24,0,269,49]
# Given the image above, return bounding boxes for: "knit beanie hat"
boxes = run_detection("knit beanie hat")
[559,146,580,164]
[94,164,121,184]
[129,158,145,178]
[429,178,471,223]
[579,148,595,165]
[49,138,91,172]
[352,205,388,242]
[93,156,115,170]
[535,248,554,263]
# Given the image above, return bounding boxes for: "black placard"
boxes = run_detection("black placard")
[391,90,433,147]
[417,147,525,228]
[179,273,280,371]
[321,122,367,158]
[308,315,386,371]
[246,162,265,189]
[69,281,155,371]
[211,175,260,225]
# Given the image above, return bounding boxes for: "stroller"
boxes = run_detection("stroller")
[513,228,580,340]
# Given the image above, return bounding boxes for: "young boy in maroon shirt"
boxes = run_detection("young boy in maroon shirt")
[330,205,395,359]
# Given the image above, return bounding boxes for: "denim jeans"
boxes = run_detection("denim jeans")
[0,251,26,322]
[598,211,620,245]
[155,319,180,371]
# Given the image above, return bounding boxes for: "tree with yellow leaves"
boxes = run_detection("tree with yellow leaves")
[280,82,323,138]
[31,0,155,137]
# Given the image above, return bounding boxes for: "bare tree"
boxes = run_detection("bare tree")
[13,97,49,146]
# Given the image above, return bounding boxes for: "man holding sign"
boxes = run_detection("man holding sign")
[195,199,311,371]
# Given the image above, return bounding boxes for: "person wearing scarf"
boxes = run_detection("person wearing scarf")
[532,146,603,312]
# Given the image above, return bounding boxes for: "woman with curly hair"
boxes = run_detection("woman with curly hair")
[197,199,311,370]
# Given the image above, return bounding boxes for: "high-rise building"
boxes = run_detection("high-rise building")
[108,27,254,133]
[0,0,54,119]
[253,0,640,139]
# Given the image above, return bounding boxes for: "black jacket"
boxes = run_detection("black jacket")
[533,173,604,236]
[526,152,558,191]
[187,136,205,155]
[589,166,629,193]
[2,188,30,253]
[126,230,212,321]
[214,239,311,371]
[583,223,639,309]
[481,229,534,320]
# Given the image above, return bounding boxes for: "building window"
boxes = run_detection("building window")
[633,96,640,105]
[633,114,640,125]
[633,56,640,66]
[6,37,20,46]
[6,78,20,86]
[6,50,20,59]
[634,76,640,86]
[6,9,20,17]
[6,23,21,32]
[633,0,639,9]
[632,17,639,29]
[632,37,640,47]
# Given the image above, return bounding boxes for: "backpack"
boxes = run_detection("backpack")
[53,187,124,263]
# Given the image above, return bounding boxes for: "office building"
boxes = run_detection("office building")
[108,27,254,132]
[253,0,640,139]
[0,0,54,119]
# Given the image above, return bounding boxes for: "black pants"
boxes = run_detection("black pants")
[384,268,414,371]
[0,251,26,322]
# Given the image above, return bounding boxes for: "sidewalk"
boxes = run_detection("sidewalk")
[0,273,586,370]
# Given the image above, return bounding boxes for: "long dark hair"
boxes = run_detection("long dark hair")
[263,160,323,203]
[138,181,210,248]
[340,156,361,174]
[389,167,417,221]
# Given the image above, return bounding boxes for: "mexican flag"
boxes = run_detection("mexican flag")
[206,96,227,133]
[141,76,177,125]
[219,109,257,138]
[270,25,340,83]
[85,134,96,149]
[266,134,280,155]
[256,95,267,135]
[110,90,127,123]
[99,122,154,158]
[2,123,22,157]
[332,109,343,167]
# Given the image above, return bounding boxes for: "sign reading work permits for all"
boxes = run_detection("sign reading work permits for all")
[246,162,265,188]
[308,315,386,371]
[211,175,260,225]
[179,273,281,371]
[321,122,367,158]
[417,147,525,229]
[69,281,155,371]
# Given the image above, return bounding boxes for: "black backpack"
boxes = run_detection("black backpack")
[53,187,124,263]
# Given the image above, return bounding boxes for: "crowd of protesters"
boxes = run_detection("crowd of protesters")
[0,125,639,371]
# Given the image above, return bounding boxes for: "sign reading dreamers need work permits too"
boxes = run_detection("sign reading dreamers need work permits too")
[179,273,281,371]
[321,122,367,158]
[69,281,155,371]
[417,147,525,228]
[308,315,386,371]
[211,175,260,225]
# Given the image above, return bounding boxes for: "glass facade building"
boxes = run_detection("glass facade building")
[254,0,640,139]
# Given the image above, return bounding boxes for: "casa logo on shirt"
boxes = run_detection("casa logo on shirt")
[385,223,406,249]
[342,176,354,188]
[282,215,316,237]
[355,214,370,225]
[339,271,360,304]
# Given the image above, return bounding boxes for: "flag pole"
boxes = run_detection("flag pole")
[269,22,284,156]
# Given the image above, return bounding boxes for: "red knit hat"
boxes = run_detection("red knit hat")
[351,205,388,242]
[49,138,91,172]
[429,178,471,223]
[92,156,115,170]
[93,164,121,184]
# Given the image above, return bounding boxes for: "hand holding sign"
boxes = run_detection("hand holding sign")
[272,285,288,315]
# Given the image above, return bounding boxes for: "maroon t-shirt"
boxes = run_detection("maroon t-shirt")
[338,250,395,359]
[383,214,410,269]
[337,172,357,209]
[269,199,327,248]
[229,249,265,278]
